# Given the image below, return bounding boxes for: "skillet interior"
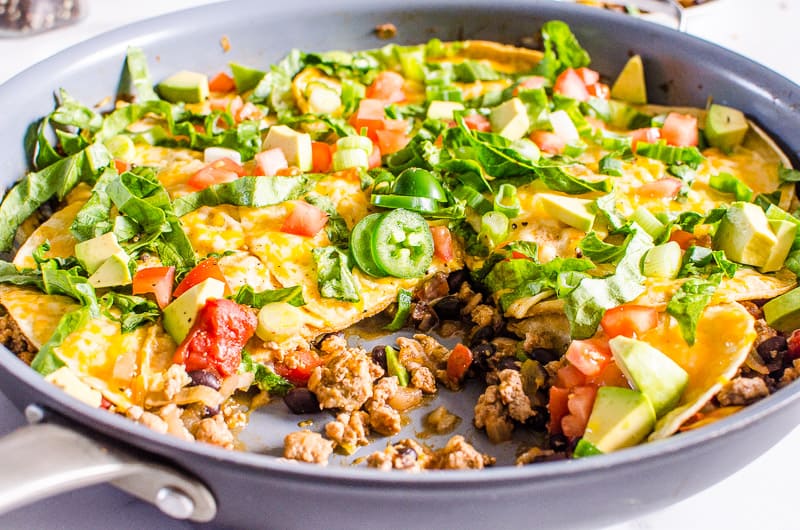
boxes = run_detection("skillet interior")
[1,0,800,527]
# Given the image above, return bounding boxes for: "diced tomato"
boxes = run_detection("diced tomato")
[173,258,231,299]
[565,338,612,377]
[587,82,610,100]
[228,96,244,119]
[173,299,257,377]
[188,157,245,190]
[375,129,411,155]
[365,71,406,103]
[273,350,324,386]
[668,229,696,250]
[311,141,332,173]
[368,141,382,169]
[556,363,587,389]
[430,225,454,262]
[113,159,129,174]
[634,176,683,198]
[513,76,547,95]
[587,361,629,388]
[209,72,236,93]
[349,98,388,139]
[383,118,410,132]
[280,201,329,237]
[255,147,289,177]
[787,330,800,360]
[561,385,598,439]
[661,112,699,147]
[530,130,566,154]
[629,127,661,151]
[237,101,260,122]
[553,68,590,102]
[209,97,230,112]
[447,343,473,382]
[132,266,175,309]
[276,166,302,177]
[463,113,492,132]
[548,386,570,435]
[600,305,659,340]
[575,67,600,86]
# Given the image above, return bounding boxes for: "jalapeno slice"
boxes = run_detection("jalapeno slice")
[392,167,448,201]
[371,209,434,278]
[370,193,439,214]
[350,213,387,277]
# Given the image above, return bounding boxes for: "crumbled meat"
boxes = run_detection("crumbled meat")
[510,314,572,354]
[497,369,535,423]
[460,287,483,316]
[158,404,193,441]
[308,348,381,411]
[739,300,763,320]
[325,411,370,451]
[374,22,397,40]
[416,271,450,302]
[194,414,236,450]
[411,366,436,393]
[367,439,431,471]
[492,337,518,357]
[283,430,333,465]
[410,301,439,332]
[413,334,451,364]
[0,311,36,364]
[717,377,770,406]
[425,405,460,434]
[753,319,777,347]
[366,376,402,436]
[473,385,514,443]
[470,304,499,328]
[780,359,800,387]
[318,332,348,356]
[432,435,495,470]
[515,446,557,466]
[136,410,169,434]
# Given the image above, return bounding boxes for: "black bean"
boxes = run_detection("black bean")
[549,433,569,452]
[283,388,320,414]
[470,325,495,346]
[472,341,496,372]
[757,336,788,358]
[433,295,461,321]
[371,345,389,372]
[446,269,469,293]
[497,356,520,372]
[525,408,548,431]
[187,370,221,391]
[203,405,220,417]
[411,302,439,332]
[530,348,560,364]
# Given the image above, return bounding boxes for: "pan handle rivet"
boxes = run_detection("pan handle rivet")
[155,486,195,520]
[23,404,44,424]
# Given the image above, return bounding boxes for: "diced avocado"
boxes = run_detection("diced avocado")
[162,278,226,343]
[580,386,656,454]
[713,201,777,268]
[229,62,266,93]
[705,104,749,153]
[74,232,125,275]
[573,438,603,458]
[490,97,530,140]
[427,100,465,120]
[763,286,800,333]
[256,302,309,343]
[609,336,689,418]
[262,125,313,172]
[157,71,209,103]
[537,193,596,232]
[642,241,682,279]
[759,219,798,273]
[88,251,132,288]
[611,55,647,104]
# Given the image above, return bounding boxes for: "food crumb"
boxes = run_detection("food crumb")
[374,23,397,40]
[220,35,231,53]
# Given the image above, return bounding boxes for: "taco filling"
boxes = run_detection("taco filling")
[0,21,799,468]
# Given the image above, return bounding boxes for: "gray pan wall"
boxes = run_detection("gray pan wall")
[1,1,800,528]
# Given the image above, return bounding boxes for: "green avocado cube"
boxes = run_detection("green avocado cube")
[74,232,125,275]
[162,278,226,343]
[713,201,776,268]
[580,386,656,454]
[157,70,210,103]
[537,193,596,232]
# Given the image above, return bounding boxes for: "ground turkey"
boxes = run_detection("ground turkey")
[717,377,770,406]
[325,411,370,451]
[473,385,514,443]
[365,376,402,436]
[367,439,431,471]
[0,311,36,364]
[432,435,495,470]
[308,348,382,411]
[284,430,334,465]
[194,414,235,450]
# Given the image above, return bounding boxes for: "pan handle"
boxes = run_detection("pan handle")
[0,408,216,522]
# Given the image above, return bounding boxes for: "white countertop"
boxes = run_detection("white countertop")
[0,1,798,528]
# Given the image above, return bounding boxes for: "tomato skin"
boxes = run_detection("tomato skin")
[669,229,696,250]
[548,386,570,435]
[188,157,245,190]
[349,98,387,139]
[366,71,406,103]
[561,385,598,439]
[280,201,329,237]
[274,350,324,386]
[634,176,683,198]
[513,76,547,95]
[530,130,566,154]
[311,141,332,173]
[553,68,590,102]
[430,225,454,262]
[629,127,661,151]
[556,363,587,389]
[173,258,231,299]
[587,361,628,387]
[463,113,492,132]
[600,305,659,339]
[447,343,473,382]
[565,338,612,377]
[375,129,411,155]
[132,266,175,309]
[209,72,236,93]
[173,299,257,377]
[661,112,699,147]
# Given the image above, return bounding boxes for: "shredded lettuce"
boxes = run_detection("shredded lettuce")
[232,285,305,309]
[666,274,721,345]
[240,350,293,395]
[708,171,753,202]
[312,247,360,302]
[533,20,591,80]
[171,175,308,217]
